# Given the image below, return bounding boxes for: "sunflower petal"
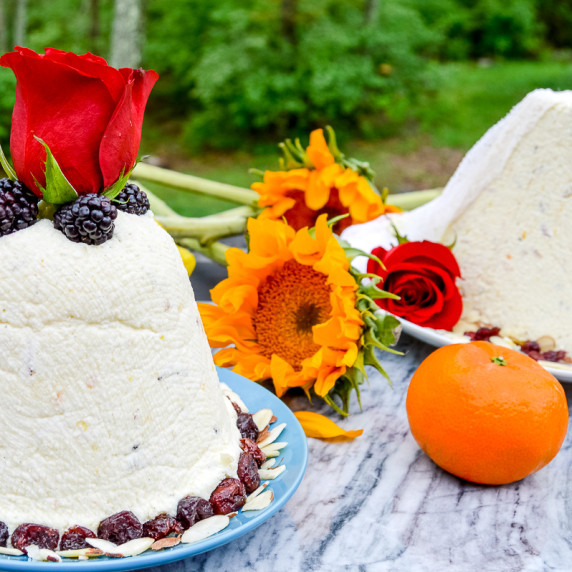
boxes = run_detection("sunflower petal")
[293,411,363,440]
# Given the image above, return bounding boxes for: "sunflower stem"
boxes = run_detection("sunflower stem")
[155,214,248,242]
[388,188,441,210]
[132,162,259,206]
[177,238,230,266]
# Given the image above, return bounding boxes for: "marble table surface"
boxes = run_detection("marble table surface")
[150,326,572,572]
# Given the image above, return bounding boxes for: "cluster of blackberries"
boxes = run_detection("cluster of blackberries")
[0,178,39,237]
[0,174,150,245]
[53,184,149,245]
[114,183,150,216]
[54,194,118,245]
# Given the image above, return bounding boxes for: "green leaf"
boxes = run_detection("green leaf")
[326,213,349,229]
[103,167,132,201]
[0,144,17,181]
[33,137,78,205]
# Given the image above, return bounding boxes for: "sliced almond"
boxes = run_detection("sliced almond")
[259,464,286,480]
[256,427,270,444]
[0,546,24,556]
[25,545,62,562]
[270,415,277,423]
[86,538,118,553]
[181,515,230,544]
[86,537,154,557]
[57,547,104,558]
[260,458,276,470]
[151,536,181,551]
[246,482,269,502]
[257,423,286,448]
[261,441,287,457]
[242,490,274,511]
[252,408,273,432]
[115,537,155,557]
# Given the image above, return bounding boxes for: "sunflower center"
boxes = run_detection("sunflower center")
[253,259,332,369]
[284,187,352,232]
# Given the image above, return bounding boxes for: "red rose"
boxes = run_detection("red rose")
[0,47,158,196]
[367,241,462,330]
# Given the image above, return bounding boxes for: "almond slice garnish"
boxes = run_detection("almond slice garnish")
[25,545,62,562]
[181,515,230,544]
[151,536,181,551]
[260,458,276,470]
[0,547,24,556]
[256,427,270,444]
[257,423,286,448]
[86,537,154,557]
[259,464,286,480]
[246,482,269,502]
[57,547,104,558]
[252,408,273,432]
[242,490,274,512]
[260,441,287,457]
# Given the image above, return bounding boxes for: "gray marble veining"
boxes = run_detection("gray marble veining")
[150,335,572,572]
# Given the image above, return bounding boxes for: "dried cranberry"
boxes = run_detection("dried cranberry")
[236,413,258,441]
[209,478,247,515]
[240,438,266,466]
[541,350,567,362]
[97,511,142,545]
[60,525,96,551]
[176,497,213,530]
[237,453,261,494]
[526,350,543,361]
[522,340,541,353]
[11,523,59,552]
[142,514,183,539]
[0,522,8,547]
[465,327,501,342]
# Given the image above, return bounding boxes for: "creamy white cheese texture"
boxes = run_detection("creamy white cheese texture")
[342,89,572,351]
[0,211,241,533]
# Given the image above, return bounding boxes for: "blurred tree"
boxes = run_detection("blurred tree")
[110,0,143,67]
[0,0,7,53]
[14,0,27,46]
[537,0,572,48]
[87,0,101,53]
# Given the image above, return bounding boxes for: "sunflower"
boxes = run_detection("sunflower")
[198,214,401,413]
[252,128,400,234]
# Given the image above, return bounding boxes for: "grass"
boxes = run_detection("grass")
[140,59,572,217]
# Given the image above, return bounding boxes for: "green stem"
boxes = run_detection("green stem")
[140,184,182,217]
[132,162,259,206]
[178,238,230,267]
[155,214,248,242]
[388,188,442,211]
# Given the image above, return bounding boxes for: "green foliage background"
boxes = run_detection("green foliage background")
[0,0,570,149]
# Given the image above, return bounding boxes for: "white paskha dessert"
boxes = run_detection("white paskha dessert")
[343,89,572,353]
[0,210,241,534]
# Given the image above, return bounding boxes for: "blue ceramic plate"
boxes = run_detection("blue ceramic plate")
[0,368,308,571]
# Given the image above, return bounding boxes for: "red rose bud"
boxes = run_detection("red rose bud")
[367,241,463,330]
[0,47,158,197]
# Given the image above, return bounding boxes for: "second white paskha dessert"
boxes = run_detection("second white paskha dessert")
[343,89,572,353]
[0,209,241,534]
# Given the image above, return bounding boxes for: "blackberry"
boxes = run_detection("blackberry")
[114,183,149,215]
[0,178,38,236]
[54,194,117,245]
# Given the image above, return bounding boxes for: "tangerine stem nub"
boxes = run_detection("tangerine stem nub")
[491,356,507,366]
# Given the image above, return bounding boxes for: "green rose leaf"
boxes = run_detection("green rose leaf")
[33,137,78,205]
[103,167,132,201]
[0,144,17,181]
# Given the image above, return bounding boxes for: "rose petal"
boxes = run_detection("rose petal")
[99,67,158,189]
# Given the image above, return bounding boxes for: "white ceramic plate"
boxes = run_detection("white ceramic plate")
[397,316,572,383]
